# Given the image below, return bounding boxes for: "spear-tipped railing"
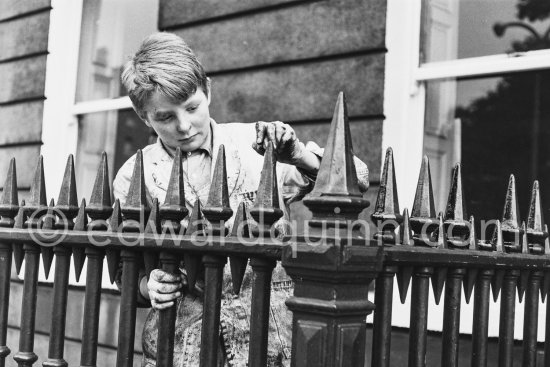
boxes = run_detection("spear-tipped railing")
[0,92,549,367]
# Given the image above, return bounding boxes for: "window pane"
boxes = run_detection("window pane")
[75,109,156,201]
[423,71,550,233]
[420,0,550,63]
[75,0,159,102]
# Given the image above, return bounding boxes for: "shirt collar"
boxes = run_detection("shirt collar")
[156,118,216,160]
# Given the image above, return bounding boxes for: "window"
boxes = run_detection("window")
[42,0,158,203]
[74,0,159,201]
[40,0,159,285]
[384,0,550,339]
[385,0,550,216]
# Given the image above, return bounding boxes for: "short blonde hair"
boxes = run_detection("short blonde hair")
[121,32,209,118]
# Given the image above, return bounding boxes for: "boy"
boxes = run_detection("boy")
[114,32,369,366]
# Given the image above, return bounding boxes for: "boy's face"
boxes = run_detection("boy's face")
[142,88,211,153]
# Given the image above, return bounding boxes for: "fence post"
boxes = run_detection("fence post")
[282,92,383,367]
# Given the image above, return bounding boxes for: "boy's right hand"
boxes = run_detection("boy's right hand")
[147,269,186,310]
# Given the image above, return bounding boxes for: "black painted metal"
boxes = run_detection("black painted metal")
[522,271,543,367]
[14,157,47,367]
[116,250,139,367]
[372,266,397,367]
[441,268,465,367]
[0,158,17,367]
[79,152,112,367]
[408,267,432,367]
[471,269,494,367]
[156,148,188,367]
[116,149,148,367]
[14,247,40,367]
[248,258,276,366]
[43,246,71,367]
[200,255,225,367]
[0,242,11,367]
[200,145,232,367]
[498,270,519,367]
[79,247,104,367]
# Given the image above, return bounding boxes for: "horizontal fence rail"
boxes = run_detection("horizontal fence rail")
[0,91,548,367]
[370,148,550,367]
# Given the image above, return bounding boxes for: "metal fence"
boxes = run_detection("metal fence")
[0,92,548,367]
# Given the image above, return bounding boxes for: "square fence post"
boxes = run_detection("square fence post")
[282,92,383,367]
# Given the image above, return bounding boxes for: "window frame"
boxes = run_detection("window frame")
[42,0,139,198]
[383,0,550,212]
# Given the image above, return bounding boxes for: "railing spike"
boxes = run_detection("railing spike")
[250,142,283,238]
[206,145,230,208]
[109,198,123,231]
[308,91,362,198]
[526,180,546,254]
[494,219,505,253]
[106,199,122,284]
[463,268,478,304]
[186,199,206,236]
[542,272,550,303]
[371,148,402,244]
[184,200,206,291]
[145,198,160,234]
[399,208,413,245]
[229,202,251,294]
[521,221,528,254]
[41,198,55,278]
[73,199,88,282]
[122,150,150,232]
[411,155,438,246]
[303,92,369,235]
[517,222,529,303]
[160,148,188,223]
[14,200,25,229]
[255,142,279,208]
[491,220,505,302]
[13,200,26,274]
[491,270,505,303]
[125,150,148,208]
[518,270,529,303]
[74,198,88,231]
[88,151,113,231]
[436,212,447,249]
[42,199,55,229]
[0,158,19,227]
[29,155,47,208]
[431,267,447,305]
[202,145,233,237]
[396,266,413,304]
[56,154,79,215]
[542,230,550,301]
[469,216,478,250]
[501,174,522,252]
[545,224,550,255]
[25,156,48,228]
[90,151,112,208]
[443,163,469,248]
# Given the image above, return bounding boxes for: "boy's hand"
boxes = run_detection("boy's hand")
[147,269,186,310]
[252,121,306,165]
